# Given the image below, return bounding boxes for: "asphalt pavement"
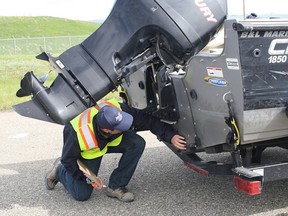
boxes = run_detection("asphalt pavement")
[2,110,288,216]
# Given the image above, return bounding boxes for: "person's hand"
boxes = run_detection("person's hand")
[171,134,187,150]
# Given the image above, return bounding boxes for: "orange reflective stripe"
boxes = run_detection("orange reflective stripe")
[77,108,99,150]
[79,127,90,150]
[78,112,83,128]
[78,112,90,150]
[70,98,123,159]
[87,108,92,124]
[99,101,120,110]
[104,101,115,107]
[87,125,98,148]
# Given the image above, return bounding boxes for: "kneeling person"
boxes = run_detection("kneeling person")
[45,98,186,202]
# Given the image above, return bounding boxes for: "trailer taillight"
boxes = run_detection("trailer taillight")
[234,176,262,195]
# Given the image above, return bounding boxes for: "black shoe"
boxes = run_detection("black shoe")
[45,158,61,190]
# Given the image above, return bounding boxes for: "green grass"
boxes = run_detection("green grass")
[0,55,120,111]
[0,16,106,110]
[0,55,53,110]
[0,16,101,38]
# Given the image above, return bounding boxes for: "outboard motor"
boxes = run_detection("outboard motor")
[14,0,227,124]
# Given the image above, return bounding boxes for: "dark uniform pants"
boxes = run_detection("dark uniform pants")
[56,130,146,201]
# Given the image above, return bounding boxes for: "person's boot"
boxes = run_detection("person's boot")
[106,187,134,202]
[45,158,61,190]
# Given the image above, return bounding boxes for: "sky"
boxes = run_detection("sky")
[228,0,288,18]
[0,0,116,21]
[0,0,287,21]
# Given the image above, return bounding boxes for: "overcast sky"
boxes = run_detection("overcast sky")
[0,0,287,21]
[0,0,116,21]
[229,0,288,18]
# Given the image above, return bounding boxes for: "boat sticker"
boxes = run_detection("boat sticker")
[206,67,223,77]
[56,60,65,69]
[226,58,239,70]
[204,76,228,87]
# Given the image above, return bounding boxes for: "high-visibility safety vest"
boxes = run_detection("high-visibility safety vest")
[70,98,123,159]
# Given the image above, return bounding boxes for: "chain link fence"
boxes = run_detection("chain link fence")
[0,35,88,55]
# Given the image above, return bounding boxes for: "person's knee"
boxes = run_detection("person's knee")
[70,182,93,201]
[135,135,146,153]
[73,193,91,201]
[72,190,92,201]
[123,131,146,153]
[139,136,146,148]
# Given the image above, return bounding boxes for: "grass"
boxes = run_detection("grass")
[0,16,100,38]
[0,16,120,111]
[0,55,53,110]
[0,54,120,111]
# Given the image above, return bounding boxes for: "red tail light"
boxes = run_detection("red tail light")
[234,176,262,195]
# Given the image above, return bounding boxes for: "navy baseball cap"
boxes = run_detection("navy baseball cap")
[96,106,133,131]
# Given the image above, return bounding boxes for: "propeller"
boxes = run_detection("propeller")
[16,70,51,97]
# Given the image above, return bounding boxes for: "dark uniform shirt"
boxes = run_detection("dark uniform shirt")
[61,103,177,180]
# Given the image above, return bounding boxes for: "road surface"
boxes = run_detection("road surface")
[1,111,288,216]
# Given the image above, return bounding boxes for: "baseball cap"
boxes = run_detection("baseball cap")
[96,106,133,131]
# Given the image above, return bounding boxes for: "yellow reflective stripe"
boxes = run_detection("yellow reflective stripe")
[71,98,124,159]
[108,98,121,109]
[81,134,123,159]
[108,134,122,147]
[81,146,108,159]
